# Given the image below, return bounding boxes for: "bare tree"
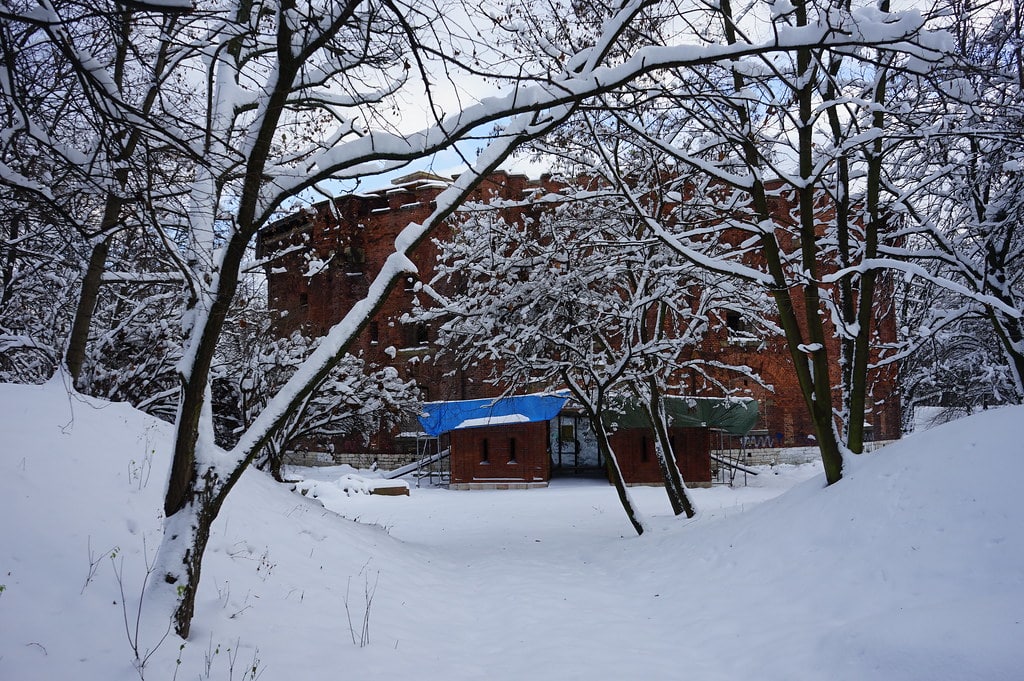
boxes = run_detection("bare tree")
[514,0,949,483]
[417,191,771,529]
[891,0,1024,402]
[216,328,420,481]
[0,0,190,388]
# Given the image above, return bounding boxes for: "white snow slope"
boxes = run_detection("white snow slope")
[1,378,1021,680]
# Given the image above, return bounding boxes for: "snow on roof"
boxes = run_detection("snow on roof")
[453,414,532,430]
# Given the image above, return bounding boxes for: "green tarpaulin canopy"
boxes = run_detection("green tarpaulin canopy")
[605,396,758,436]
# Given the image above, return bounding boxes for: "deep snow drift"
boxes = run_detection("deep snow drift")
[0,379,1021,680]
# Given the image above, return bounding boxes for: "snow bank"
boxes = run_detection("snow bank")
[1,380,1021,681]
[291,471,410,500]
[624,405,1024,680]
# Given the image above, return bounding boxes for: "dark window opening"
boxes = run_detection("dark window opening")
[726,311,745,333]
[508,437,517,464]
[559,423,575,442]
[480,438,490,464]
[403,321,429,347]
[369,321,379,344]
[342,246,366,275]
[298,292,309,308]
[343,246,366,264]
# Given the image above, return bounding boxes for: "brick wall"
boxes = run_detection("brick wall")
[609,426,712,486]
[449,422,551,485]
[257,171,902,466]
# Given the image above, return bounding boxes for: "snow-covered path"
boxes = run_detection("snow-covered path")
[287,467,828,680]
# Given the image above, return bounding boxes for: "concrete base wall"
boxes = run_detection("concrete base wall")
[283,449,420,471]
[448,482,549,490]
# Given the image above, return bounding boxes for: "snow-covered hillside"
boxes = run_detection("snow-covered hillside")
[1,379,1021,680]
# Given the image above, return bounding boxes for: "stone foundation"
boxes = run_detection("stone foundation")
[283,449,421,471]
[448,482,549,490]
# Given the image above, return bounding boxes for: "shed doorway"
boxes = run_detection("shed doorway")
[550,412,605,478]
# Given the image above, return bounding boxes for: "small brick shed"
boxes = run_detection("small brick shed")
[419,395,567,490]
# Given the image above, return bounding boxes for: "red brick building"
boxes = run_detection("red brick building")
[256,171,900,469]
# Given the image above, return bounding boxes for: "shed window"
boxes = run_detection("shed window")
[508,437,517,464]
[480,438,489,464]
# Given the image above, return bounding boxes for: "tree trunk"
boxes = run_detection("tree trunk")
[793,0,845,484]
[718,0,846,485]
[157,465,227,639]
[591,416,645,536]
[846,268,878,454]
[644,388,695,517]
[847,50,889,454]
[64,236,111,387]
[1,212,20,308]
[989,306,1024,400]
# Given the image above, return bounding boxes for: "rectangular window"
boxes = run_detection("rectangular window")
[343,246,366,264]
[508,437,517,463]
[726,311,758,346]
[726,311,745,333]
[404,322,429,347]
[480,438,489,464]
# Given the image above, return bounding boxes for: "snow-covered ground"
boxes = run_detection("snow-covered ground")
[1,379,1021,680]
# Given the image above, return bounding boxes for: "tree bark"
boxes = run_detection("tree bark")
[591,416,645,536]
[644,386,695,517]
[64,235,111,387]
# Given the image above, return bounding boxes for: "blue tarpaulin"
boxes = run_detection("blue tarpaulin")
[418,395,568,436]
